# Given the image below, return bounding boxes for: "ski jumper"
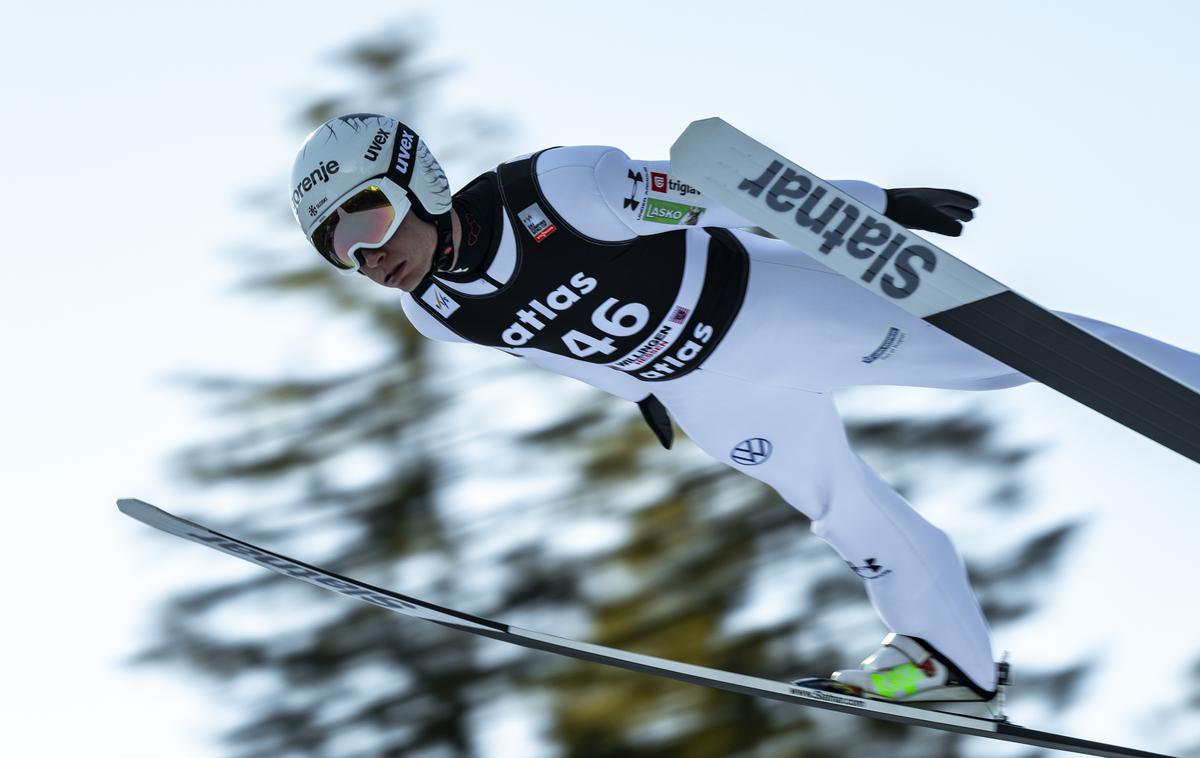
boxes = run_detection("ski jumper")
[399,146,1200,692]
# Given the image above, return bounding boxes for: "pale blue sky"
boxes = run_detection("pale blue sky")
[3,2,1198,755]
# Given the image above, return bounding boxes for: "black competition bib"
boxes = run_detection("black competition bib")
[412,152,749,382]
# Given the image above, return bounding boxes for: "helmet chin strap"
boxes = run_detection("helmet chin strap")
[431,211,463,274]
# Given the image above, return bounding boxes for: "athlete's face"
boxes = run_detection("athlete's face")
[357,212,439,292]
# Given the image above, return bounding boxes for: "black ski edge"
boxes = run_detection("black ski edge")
[994,723,1175,758]
[116,498,508,634]
[118,498,1176,758]
[927,291,1200,465]
[482,621,1175,758]
[450,622,1014,735]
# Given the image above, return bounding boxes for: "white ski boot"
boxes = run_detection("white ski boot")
[797,633,1000,703]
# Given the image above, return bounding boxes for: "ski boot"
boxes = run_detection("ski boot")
[793,633,1008,707]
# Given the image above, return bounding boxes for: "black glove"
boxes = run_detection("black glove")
[883,188,979,237]
[637,394,673,449]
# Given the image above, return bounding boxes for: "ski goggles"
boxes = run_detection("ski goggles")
[309,180,412,271]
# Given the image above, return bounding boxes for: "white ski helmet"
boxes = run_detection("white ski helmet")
[290,113,455,272]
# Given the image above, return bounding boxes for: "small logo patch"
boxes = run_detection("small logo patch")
[650,171,668,193]
[862,327,906,364]
[421,283,460,318]
[669,306,690,324]
[731,437,772,465]
[623,170,643,211]
[518,203,557,242]
[641,197,706,226]
[847,558,893,579]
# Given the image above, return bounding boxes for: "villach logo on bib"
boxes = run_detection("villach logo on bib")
[641,198,706,226]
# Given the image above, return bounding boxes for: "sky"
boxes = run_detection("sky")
[2,1,1198,755]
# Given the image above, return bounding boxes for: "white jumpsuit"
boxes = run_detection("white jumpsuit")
[400,146,1200,691]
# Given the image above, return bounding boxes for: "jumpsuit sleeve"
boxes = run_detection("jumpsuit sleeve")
[591,146,888,237]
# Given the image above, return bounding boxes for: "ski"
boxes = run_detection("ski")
[120,498,1169,757]
[670,117,1200,465]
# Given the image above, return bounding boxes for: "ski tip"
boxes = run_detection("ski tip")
[117,497,156,519]
[686,116,726,129]
[670,117,729,156]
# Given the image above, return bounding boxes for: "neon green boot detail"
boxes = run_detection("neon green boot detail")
[869,662,925,698]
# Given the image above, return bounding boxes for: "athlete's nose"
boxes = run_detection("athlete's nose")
[361,249,387,269]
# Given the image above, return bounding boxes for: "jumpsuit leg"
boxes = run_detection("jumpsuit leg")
[653,369,998,691]
[704,230,1200,394]
[663,230,1200,691]
[1053,312,1200,389]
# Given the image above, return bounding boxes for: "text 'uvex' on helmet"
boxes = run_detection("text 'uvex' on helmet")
[289,113,452,256]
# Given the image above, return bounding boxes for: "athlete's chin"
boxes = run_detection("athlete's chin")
[395,263,432,291]
[390,273,420,292]
[370,263,417,291]
[370,276,410,292]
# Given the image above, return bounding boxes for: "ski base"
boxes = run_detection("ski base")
[118,498,1172,758]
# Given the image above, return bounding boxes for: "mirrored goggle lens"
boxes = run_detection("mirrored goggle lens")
[311,186,397,270]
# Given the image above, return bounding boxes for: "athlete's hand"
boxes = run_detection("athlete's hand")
[883,188,979,237]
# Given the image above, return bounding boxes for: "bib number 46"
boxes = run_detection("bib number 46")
[561,298,649,358]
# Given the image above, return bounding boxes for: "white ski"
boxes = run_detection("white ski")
[670,117,1200,465]
[119,498,1170,757]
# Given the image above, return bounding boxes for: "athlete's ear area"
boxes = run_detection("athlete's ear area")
[637,394,674,449]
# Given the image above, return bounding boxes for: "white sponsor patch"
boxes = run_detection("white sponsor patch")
[518,203,557,242]
[421,283,460,318]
